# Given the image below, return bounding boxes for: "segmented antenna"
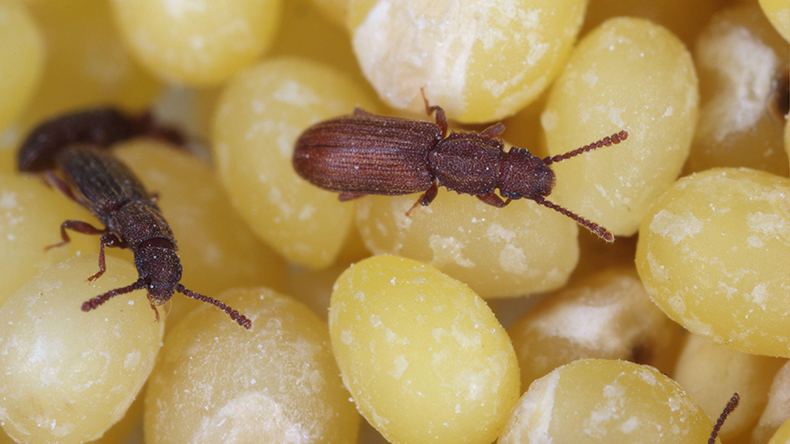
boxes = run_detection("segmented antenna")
[532,196,614,242]
[708,393,740,444]
[176,284,252,329]
[543,130,628,165]
[82,280,145,311]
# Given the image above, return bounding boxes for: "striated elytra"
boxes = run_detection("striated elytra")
[293,92,627,242]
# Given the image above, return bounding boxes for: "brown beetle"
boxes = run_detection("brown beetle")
[17,107,183,172]
[293,93,627,242]
[17,109,250,329]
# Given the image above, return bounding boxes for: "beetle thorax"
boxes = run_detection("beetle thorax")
[498,148,556,199]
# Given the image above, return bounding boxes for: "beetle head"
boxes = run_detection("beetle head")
[499,148,556,199]
[135,240,183,304]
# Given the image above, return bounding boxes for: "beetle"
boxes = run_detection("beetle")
[293,92,627,242]
[18,107,183,172]
[17,113,250,329]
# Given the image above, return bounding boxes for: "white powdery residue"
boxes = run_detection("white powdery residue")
[162,0,206,20]
[276,122,300,159]
[583,383,626,438]
[51,420,75,438]
[340,330,353,345]
[532,303,622,351]
[524,30,549,68]
[352,0,471,112]
[453,367,488,401]
[759,362,790,430]
[541,109,558,132]
[432,328,447,343]
[190,35,205,51]
[667,396,681,412]
[478,1,532,51]
[748,283,768,310]
[667,295,686,316]
[392,198,414,231]
[271,80,321,108]
[646,252,669,283]
[188,392,317,444]
[251,99,266,114]
[244,119,275,143]
[268,187,294,220]
[594,184,608,199]
[297,204,316,221]
[0,124,19,149]
[582,70,599,88]
[451,317,482,350]
[636,367,657,386]
[0,191,17,209]
[505,370,560,443]
[123,349,141,370]
[649,209,703,244]
[369,314,382,328]
[217,17,254,52]
[747,236,765,248]
[717,281,738,299]
[697,24,778,142]
[663,106,673,117]
[682,313,714,338]
[485,223,517,243]
[388,355,409,380]
[428,234,475,268]
[619,416,640,433]
[499,244,528,275]
[383,326,410,345]
[747,212,788,239]
[607,107,625,127]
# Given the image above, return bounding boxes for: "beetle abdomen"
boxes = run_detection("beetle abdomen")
[293,113,442,195]
[55,145,153,217]
[18,108,137,172]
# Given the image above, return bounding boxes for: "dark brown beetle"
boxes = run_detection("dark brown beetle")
[293,93,627,242]
[17,110,250,329]
[18,107,183,172]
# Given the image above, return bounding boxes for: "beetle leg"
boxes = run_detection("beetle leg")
[45,220,108,251]
[43,171,79,202]
[406,183,439,216]
[476,193,511,207]
[146,293,161,323]
[353,108,375,117]
[339,193,365,202]
[480,123,506,140]
[87,233,127,282]
[420,88,448,137]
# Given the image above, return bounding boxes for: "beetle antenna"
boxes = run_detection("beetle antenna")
[708,393,740,444]
[176,284,252,329]
[532,196,614,242]
[82,280,146,312]
[543,130,628,165]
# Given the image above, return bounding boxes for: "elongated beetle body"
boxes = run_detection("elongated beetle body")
[17,110,250,329]
[294,93,627,242]
[18,107,183,172]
